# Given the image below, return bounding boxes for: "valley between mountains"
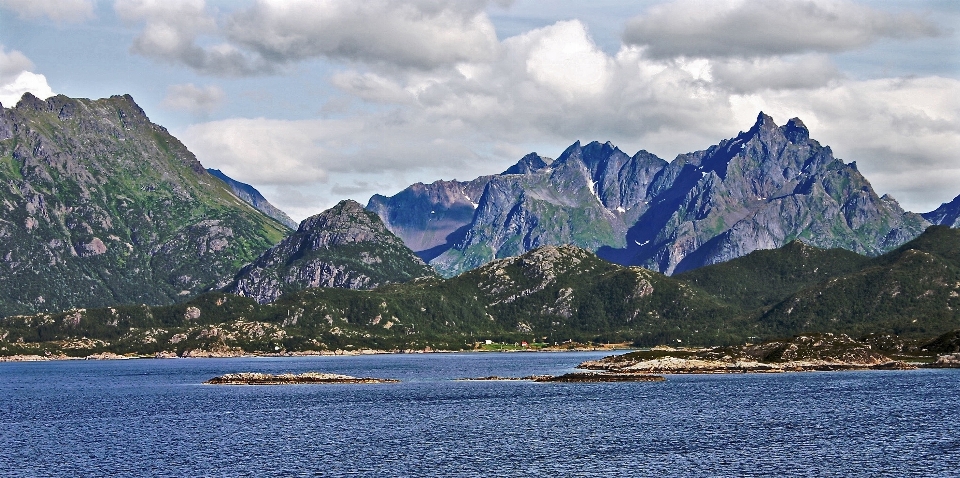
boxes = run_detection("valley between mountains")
[1,93,959,359]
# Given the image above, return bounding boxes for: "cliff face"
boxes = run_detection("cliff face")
[923,194,960,228]
[227,199,437,304]
[207,168,297,229]
[372,113,929,277]
[0,93,288,316]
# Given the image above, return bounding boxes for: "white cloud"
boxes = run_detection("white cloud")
[115,0,270,76]
[623,0,942,59]
[117,0,500,76]
[225,0,499,69]
[0,46,54,106]
[0,71,55,106]
[0,0,94,23]
[711,55,843,93]
[161,83,225,115]
[521,20,611,99]
[0,45,33,84]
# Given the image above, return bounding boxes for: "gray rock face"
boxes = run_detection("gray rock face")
[371,112,929,277]
[227,199,437,304]
[618,114,928,274]
[207,168,297,229]
[0,93,287,316]
[923,194,960,228]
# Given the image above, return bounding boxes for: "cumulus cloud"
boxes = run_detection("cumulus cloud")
[161,83,225,115]
[225,0,499,70]
[711,55,843,93]
[0,45,33,84]
[0,46,54,106]
[115,0,270,76]
[117,0,500,76]
[623,0,942,59]
[0,0,94,23]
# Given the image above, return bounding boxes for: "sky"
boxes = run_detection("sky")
[0,0,958,221]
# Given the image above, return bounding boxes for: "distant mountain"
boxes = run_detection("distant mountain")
[226,199,437,304]
[371,113,928,277]
[0,93,288,316]
[923,194,960,228]
[367,175,495,261]
[207,168,297,229]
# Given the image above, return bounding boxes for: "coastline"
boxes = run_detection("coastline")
[0,343,634,363]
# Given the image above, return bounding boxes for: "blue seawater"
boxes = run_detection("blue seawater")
[1,352,958,477]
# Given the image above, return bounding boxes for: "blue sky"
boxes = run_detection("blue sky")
[1,0,958,220]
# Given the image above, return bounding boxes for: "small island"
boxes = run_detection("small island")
[578,333,927,374]
[458,373,665,382]
[204,372,399,385]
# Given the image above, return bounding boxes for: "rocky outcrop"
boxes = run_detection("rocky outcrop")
[923,194,960,228]
[0,93,287,316]
[227,199,437,303]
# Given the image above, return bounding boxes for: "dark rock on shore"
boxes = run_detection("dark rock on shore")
[537,372,665,382]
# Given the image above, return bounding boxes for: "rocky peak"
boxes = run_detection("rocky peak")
[298,199,389,247]
[228,199,436,303]
[781,117,809,143]
[503,152,553,175]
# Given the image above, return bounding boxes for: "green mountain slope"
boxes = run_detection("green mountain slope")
[674,241,871,311]
[755,226,960,337]
[0,93,288,316]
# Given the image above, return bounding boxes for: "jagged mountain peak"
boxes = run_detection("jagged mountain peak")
[782,117,810,143]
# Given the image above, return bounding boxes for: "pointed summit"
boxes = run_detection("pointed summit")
[228,199,437,303]
[781,117,809,143]
[503,152,552,175]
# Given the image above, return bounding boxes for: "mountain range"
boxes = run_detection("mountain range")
[0,92,957,353]
[370,113,930,277]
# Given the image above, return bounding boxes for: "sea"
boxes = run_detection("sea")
[1,351,958,477]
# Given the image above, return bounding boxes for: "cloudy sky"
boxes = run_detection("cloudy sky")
[1,0,957,220]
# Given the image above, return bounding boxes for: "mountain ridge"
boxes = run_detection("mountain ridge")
[206,168,297,229]
[371,112,930,277]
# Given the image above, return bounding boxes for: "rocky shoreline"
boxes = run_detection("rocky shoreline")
[204,372,399,385]
[577,334,960,375]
